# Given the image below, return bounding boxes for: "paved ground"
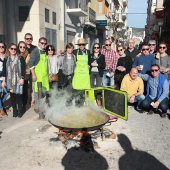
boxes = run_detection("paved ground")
[0,106,170,170]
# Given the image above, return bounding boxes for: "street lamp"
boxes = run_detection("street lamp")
[158,20,163,44]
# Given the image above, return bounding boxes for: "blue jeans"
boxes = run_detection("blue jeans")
[102,70,115,86]
[0,80,9,110]
[128,94,145,110]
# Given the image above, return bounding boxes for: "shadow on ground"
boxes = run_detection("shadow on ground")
[61,147,108,170]
[117,134,169,170]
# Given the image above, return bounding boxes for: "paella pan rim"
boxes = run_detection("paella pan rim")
[48,109,110,131]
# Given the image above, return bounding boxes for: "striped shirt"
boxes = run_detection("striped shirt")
[101,48,119,71]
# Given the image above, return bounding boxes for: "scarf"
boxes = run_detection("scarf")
[119,53,126,58]
[62,53,76,75]
[6,55,23,94]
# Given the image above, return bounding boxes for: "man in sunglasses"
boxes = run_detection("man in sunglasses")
[139,64,169,118]
[29,37,49,114]
[24,33,36,54]
[101,39,119,87]
[148,40,157,56]
[125,39,140,62]
[132,44,156,74]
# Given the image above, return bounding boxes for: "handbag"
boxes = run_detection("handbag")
[49,59,58,82]
[51,74,58,82]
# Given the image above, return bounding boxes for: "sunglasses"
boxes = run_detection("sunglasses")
[0,46,4,48]
[25,38,32,40]
[105,44,111,46]
[19,46,26,49]
[40,42,47,45]
[118,49,123,52]
[10,48,17,51]
[149,44,156,46]
[93,47,100,49]
[48,49,54,51]
[151,69,159,72]
[142,48,149,51]
[78,44,85,46]
[159,46,166,49]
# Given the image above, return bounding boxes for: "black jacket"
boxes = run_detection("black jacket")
[89,53,106,77]
[125,48,140,61]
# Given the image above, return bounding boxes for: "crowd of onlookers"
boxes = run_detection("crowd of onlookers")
[0,33,170,119]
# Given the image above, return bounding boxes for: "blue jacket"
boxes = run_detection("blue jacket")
[146,74,167,100]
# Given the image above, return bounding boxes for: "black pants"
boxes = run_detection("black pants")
[22,79,28,106]
[10,92,22,117]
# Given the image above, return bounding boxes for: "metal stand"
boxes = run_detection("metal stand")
[37,82,44,119]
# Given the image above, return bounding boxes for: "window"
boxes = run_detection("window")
[52,12,56,25]
[19,6,30,21]
[45,28,57,49]
[45,8,50,23]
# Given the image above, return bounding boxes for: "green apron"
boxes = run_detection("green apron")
[72,50,90,90]
[34,50,49,92]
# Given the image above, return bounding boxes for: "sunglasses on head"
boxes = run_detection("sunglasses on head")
[151,69,159,72]
[105,44,111,46]
[93,46,100,49]
[149,44,156,46]
[159,46,166,49]
[78,44,85,46]
[0,46,4,48]
[142,48,149,51]
[19,46,26,49]
[40,42,47,45]
[25,38,32,40]
[118,49,123,52]
[10,48,17,51]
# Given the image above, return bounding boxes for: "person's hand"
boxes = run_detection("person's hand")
[20,79,24,86]
[136,52,141,57]
[91,62,98,67]
[121,67,126,72]
[32,75,37,82]
[110,72,114,77]
[136,66,141,71]
[117,66,122,71]
[129,95,135,103]
[152,101,160,108]
[1,81,6,88]
[156,52,160,59]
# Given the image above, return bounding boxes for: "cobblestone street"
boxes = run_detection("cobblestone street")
[0,106,169,170]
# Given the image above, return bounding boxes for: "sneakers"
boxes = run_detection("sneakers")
[147,110,154,115]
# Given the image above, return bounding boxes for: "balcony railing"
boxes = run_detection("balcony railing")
[85,7,96,26]
[66,0,88,16]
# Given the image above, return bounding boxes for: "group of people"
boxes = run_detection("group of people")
[0,33,169,119]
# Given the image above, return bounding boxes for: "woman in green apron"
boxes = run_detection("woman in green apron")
[72,38,91,107]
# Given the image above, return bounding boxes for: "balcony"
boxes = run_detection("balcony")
[122,0,127,7]
[84,7,96,27]
[66,0,88,16]
[122,13,127,21]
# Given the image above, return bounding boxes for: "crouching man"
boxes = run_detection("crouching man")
[139,64,169,118]
[120,68,145,113]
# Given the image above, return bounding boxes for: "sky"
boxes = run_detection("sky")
[127,0,147,28]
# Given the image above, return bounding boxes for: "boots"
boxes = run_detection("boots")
[13,108,18,117]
